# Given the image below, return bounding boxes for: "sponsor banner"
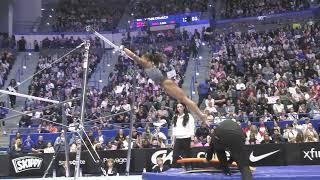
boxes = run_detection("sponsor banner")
[4,143,320,177]
[141,147,210,172]
[9,154,51,176]
[246,144,285,166]
[9,151,130,176]
[285,142,320,165]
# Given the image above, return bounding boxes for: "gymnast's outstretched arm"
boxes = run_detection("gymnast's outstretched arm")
[122,48,152,68]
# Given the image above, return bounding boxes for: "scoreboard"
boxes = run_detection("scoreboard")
[130,12,206,29]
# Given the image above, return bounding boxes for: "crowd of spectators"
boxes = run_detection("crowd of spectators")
[52,0,128,32]
[0,51,15,88]
[19,38,101,128]
[193,21,320,145]
[0,33,16,49]
[41,36,102,49]
[0,33,16,90]
[129,0,208,19]
[200,22,320,124]
[222,0,311,19]
[193,117,320,147]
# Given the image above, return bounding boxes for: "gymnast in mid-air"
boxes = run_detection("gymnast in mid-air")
[119,46,207,122]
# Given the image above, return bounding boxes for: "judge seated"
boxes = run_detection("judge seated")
[152,157,169,173]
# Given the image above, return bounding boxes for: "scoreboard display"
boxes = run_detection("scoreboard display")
[130,12,205,29]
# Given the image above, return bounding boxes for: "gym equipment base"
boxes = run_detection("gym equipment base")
[142,165,320,180]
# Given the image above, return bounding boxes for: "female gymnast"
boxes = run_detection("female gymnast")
[120,46,207,122]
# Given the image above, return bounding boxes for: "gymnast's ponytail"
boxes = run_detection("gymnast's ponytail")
[142,51,164,66]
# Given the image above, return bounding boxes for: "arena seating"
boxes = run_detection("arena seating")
[129,0,208,18]
[9,127,169,145]
[50,0,129,32]
[222,0,311,18]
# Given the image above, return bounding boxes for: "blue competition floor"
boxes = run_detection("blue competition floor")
[142,166,320,180]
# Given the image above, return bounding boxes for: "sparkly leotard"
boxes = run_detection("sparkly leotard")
[145,67,167,84]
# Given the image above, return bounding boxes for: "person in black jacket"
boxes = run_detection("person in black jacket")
[152,158,169,173]
[105,159,118,176]
[206,120,252,180]
[195,121,210,142]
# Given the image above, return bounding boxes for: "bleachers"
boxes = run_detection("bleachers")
[9,127,169,146]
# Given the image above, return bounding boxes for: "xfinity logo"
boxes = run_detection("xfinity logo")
[12,156,43,173]
[303,148,320,160]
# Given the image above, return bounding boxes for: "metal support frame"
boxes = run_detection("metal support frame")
[74,40,91,179]
[125,65,137,175]
[86,26,137,175]
[62,104,70,177]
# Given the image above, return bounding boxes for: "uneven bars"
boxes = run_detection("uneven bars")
[86,26,120,50]
[0,90,59,104]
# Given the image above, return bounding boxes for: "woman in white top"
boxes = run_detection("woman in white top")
[171,103,195,167]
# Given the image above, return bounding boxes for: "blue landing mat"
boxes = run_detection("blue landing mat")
[142,165,320,180]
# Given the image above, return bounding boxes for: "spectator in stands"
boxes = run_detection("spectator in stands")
[224,99,236,115]
[246,133,260,145]
[17,36,26,51]
[11,138,22,154]
[105,141,117,150]
[272,129,285,144]
[34,40,39,52]
[246,125,263,143]
[22,135,35,153]
[93,140,104,151]
[43,142,55,153]
[0,101,8,135]
[152,126,167,141]
[304,130,319,142]
[195,121,210,142]
[49,123,58,133]
[287,108,299,121]
[19,107,33,127]
[7,79,17,108]
[303,123,319,142]
[115,129,126,142]
[152,157,169,173]
[97,130,105,144]
[260,134,274,144]
[204,101,217,114]
[33,135,46,153]
[295,131,305,143]
[54,132,65,151]
[105,158,118,176]
[283,124,298,143]
[70,143,77,152]
[197,79,210,107]
[157,105,169,121]
[273,99,285,115]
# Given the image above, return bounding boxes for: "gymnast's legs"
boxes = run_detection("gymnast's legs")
[162,79,206,122]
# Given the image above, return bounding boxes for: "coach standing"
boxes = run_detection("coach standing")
[171,103,195,168]
[206,120,252,180]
